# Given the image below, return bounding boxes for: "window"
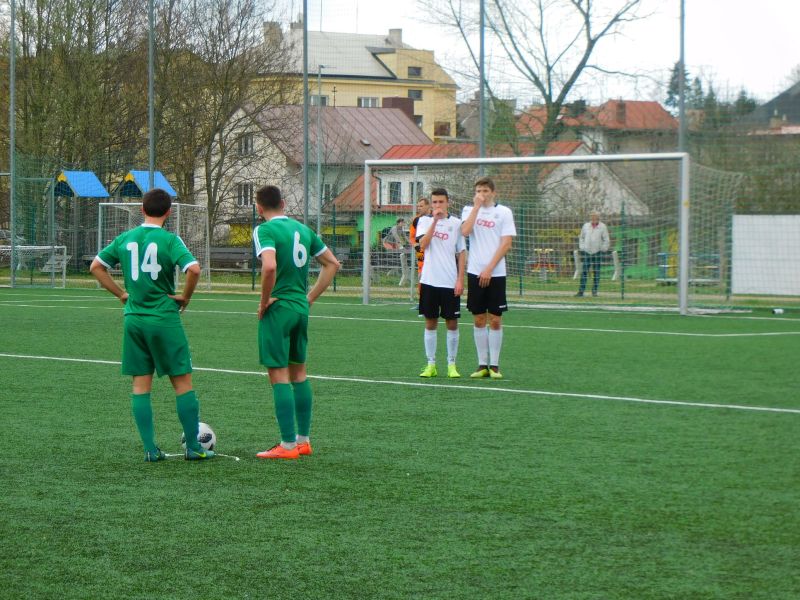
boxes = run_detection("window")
[237,133,254,156]
[409,181,423,201]
[434,121,451,137]
[408,89,423,100]
[573,168,588,180]
[388,182,402,204]
[357,97,379,108]
[412,115,423,128]
[236,183,254,207]
[408,66,422,78]
[310,95,329,106]
[322,183,338,202]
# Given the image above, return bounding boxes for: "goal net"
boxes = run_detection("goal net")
[361,153,745,313]
[0,245,68,288]
[97,203,211,289]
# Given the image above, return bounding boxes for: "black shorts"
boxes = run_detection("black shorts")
[466,274,508,316]
[419,284,461,320]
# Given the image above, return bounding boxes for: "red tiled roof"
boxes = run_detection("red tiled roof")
[516,100,677,136]
[381,140,583,159]
[332,175,414,213]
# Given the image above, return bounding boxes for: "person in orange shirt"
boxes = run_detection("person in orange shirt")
[409,197,431,284]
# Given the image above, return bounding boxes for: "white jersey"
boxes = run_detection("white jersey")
[461,203,516,277]
[416,214,466,288]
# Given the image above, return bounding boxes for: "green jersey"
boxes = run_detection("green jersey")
[96,224,197,322]
[253,216,326,316]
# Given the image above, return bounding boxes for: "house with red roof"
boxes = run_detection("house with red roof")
[332,139,648,248]
[194,104,432,242]
[517,100,678,155]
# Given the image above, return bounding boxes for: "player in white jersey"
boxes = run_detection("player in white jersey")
[460,176,517,380]
[415,188,466,378]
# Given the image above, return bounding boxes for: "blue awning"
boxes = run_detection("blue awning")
[54,171,110,198]
[115,171,178,198]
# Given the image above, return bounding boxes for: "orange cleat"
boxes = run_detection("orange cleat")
[296,441,313,456]
[256,444,300,459]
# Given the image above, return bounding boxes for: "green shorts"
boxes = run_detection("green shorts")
[122,316,193,377]
[258,302,308,368]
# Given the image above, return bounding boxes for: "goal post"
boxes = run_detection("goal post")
[0,245,68,287]
[97,202,211,290]
[361,152,742,314]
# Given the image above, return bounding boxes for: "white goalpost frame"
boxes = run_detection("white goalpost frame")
[363,152,691,315]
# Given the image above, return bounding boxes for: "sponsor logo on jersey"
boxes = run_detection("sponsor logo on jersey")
[476,218,496,228]
[433,230,450,240]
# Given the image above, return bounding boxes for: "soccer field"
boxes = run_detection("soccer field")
[1,288,798,599]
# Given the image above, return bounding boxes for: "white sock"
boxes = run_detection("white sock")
[296,435,309,444]
[446,329,459,365]
[424,328,437,364]
[473,326,489,366]
[489,327,503,367]
[281,441,297,449]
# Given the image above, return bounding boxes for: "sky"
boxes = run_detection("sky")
[288,0,799,106]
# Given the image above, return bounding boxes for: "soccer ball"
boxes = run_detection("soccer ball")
[180,422,216,451]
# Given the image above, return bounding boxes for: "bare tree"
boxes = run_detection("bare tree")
[421,0,645,154]
[167,2,298,235]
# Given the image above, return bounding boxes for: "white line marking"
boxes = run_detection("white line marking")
[0,351,797,415]
[1,300,798,337]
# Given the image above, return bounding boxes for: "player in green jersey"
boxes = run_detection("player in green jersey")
[90,188,213,462]
[253,185,340,459]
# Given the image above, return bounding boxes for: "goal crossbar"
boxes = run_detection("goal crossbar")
[362,152,691,313]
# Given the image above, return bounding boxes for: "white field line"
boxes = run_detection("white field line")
[1,299,799,337]
[1,351,798,415]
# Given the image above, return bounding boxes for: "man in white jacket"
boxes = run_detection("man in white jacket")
[576,211,610,297]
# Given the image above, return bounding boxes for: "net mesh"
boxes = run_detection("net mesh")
[98,203,211,290]
[361,155,744,311]
[0,245,68,288]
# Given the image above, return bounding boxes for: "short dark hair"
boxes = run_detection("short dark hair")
[430,187,449,199]
[396,217,405,224]
[142,188,172,217]
[474,176,495,191]
[256,185,282,210]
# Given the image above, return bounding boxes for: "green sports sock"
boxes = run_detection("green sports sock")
[131,393,157,454]
[176,391,200,451]
[272,383,297,443]
[293,379,313,438]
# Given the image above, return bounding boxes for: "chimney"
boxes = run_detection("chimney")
[388,29,402,47]
[263,21,282,46]
[615,100,626,124]
[382,97,414,121]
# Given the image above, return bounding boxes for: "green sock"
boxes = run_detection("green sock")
[176,391,200,451]
[131,393,157,454]
[293,379,313,438]
[272,383,297,443]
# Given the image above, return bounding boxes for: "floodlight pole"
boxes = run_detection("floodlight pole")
[678,0,687,153]
[148,0,155,190]
[302,0,310,225]
[478,0,486,168]
[9,0,17,287]
[316,65,326,235]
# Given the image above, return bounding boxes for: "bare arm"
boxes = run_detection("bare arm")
[169,263,200,312]
[460,204,480,237]
[308,248,341,306]
[454,249,466,296]
[478,236,514,287]
[258,250,277,320]
[418,216,441,252]
[90,258,128,305]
